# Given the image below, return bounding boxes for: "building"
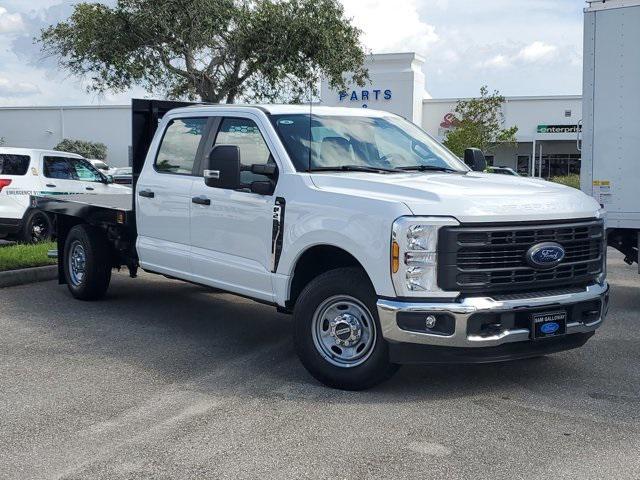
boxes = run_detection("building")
[0,52,583,175]
[0,105,131,167]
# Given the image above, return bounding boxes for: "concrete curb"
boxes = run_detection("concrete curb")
[0,265,58,288]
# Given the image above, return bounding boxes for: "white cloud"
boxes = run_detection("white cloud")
[340,0,439,55]
[0,7,24,34]
[516,41,558,63]
[474,41,560,71]
[478,54,510,69]
[0,77,40,97]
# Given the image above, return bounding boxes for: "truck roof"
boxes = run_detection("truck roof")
[0,146,84,158]
[586,0,640,11]
[172,104,396,118]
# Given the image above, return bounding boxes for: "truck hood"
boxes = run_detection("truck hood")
[310,171,602,223]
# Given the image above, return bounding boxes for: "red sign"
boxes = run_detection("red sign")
[440,112,460,129]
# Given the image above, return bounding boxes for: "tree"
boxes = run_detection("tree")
[38,0,368,103]
[54,139,108,160]
[443,86,518,158]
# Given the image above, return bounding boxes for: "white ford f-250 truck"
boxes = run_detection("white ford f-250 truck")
[33,99,609,390]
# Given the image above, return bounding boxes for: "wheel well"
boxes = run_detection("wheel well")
[287,245,369,309]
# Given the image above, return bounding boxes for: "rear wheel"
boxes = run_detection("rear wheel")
[63,224,112,300]
[19,209,53,243]
[294,267,399,390]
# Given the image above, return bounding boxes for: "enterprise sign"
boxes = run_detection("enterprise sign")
[537,124,582,134]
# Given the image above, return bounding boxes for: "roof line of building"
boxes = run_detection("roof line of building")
[0,104,132,111]
[424,94,582,103]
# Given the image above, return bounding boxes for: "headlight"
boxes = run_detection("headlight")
[391,216,460,297]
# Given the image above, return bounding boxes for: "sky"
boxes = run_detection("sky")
[0,0,586,106]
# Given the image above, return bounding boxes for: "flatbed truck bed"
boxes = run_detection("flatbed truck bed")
[31,193,138,282]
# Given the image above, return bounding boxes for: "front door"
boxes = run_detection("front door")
[136,116,209,277]
[189,115,276,302]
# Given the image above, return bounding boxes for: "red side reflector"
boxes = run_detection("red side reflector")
[0,179,12,192]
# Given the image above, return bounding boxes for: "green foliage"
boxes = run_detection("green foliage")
[550,174,580,189]
[443,86,518,158]
[0,242,56,272]
[54,139,107,160]
[39,0,368,103]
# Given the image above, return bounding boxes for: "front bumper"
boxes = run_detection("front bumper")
[378,282,609,363]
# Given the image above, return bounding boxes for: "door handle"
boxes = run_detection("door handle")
[138,189,155,198]
[192,196,211,206]
[86,186,95,191]
[46,184,56,188]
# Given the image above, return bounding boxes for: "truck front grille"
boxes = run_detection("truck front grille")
[438,220,605,294]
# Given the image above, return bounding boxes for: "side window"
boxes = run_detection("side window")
[0,154,30,175]
[155,117,208,175]
[70,159,103,183]
[44,156,75,180]
[215,118,273,183]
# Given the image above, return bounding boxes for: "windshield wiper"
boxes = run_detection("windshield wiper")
[309,165,403,174]
[398,165,458,173]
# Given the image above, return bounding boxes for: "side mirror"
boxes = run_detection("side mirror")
[205,145,241,189]
[464,148,487,172]
[103,174,114,184]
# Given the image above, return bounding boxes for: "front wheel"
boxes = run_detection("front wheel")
[63,224,112,300]
[294,267,399,390]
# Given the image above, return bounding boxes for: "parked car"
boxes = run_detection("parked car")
[487,166,520,176]
[33,100,608,390]
[0,147,130,242]
[111,167,133,186]
[89,159,111,174]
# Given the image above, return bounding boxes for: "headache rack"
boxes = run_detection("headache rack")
[438,219,605,294]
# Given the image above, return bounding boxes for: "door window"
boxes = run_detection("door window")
[0,154,30,175]
[215,118,273,183]
[44,156,75,179]
[155,118,208,175]
[72,159,103,182]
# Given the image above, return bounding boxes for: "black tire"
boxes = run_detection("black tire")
[294,267,399,390]
[63,224,112,300]
[19,209,53,243]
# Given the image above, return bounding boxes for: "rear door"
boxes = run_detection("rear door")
[40,155,87,196]
[136,116,211,277]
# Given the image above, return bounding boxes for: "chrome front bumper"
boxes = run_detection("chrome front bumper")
[377,282,609,348]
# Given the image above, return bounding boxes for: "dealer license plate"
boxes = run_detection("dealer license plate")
[531,311,567,339]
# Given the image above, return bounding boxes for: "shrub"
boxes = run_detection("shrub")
[550,174,580,189]
[54,139,107,160]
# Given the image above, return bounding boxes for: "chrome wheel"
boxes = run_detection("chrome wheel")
[68,241,86,287]
[311,295,377,368]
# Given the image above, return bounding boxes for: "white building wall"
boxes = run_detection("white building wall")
[320,52,426,124]
[0,105,131,167]
[423,96,583,143]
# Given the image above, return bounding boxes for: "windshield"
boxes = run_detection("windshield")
[271,114,468,173]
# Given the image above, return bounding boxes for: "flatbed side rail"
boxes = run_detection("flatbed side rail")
[30,195,137,284]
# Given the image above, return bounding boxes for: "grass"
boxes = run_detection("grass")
[0,241,57,272]
[550,174,581,189]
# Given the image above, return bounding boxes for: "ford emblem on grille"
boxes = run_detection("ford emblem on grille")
[526,242,566,269]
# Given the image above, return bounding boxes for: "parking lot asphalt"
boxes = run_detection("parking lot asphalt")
[1,250,639,480]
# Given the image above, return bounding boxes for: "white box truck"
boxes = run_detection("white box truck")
[581,0,640,271]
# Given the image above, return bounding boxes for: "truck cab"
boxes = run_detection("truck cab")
[36,103,609,390]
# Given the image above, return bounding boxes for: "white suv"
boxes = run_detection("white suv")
[0,147,129,242]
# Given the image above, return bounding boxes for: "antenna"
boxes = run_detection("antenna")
[308,79,313,173]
